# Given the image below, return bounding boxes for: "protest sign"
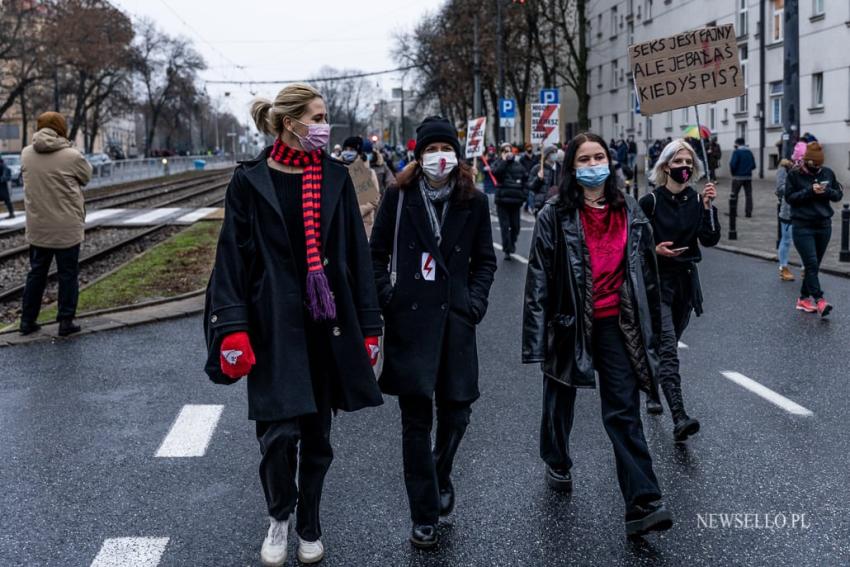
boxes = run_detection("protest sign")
[629,24,745,116]
[531,103,560,146]
[465,117,486,158]
[348,159,379,206]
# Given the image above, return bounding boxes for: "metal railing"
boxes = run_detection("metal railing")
[86,154,236,188]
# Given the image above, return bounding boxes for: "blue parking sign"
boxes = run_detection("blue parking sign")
[499,98,516,118]
[539,89,559,104]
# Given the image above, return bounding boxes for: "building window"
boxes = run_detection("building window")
[771,0,784,42]
[736,121,748,142]
[611,59,619,87]
[812,72,824,107]
[644,0,653,20]
[737,0,748,36]
[681,107,690,125]
[709,105,717,130]
[812,0,824,15]
[666,111,673,129]
[597,13,603,36]
[737,44,749,112]
[611,6,618,36]
[769,81,783,125]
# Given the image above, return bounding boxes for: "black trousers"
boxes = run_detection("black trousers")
[652,271,693,403]
[792,224,832,300]
[20,244,81,324]
[496,202,522,254]
[398,395,473,525]
[540,316,662,507]
[0,183,12,215]
[255,329,334,542]
[731,179,753,216]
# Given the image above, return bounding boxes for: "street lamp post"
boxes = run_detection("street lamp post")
[496,0,505,144]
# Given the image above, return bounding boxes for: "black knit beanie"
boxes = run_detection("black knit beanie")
[342,136,363,152]
[414,116,460,159]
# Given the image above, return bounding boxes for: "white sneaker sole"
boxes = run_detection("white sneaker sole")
[260,549,287,567]
[297,549,324,564]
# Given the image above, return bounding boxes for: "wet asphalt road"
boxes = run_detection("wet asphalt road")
[1,212,849,566]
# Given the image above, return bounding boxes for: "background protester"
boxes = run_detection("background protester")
[522,132,672,538]
[492,142,528,261]
[19,111,92,337]
[205,82,383,566]
[706,136,721,181]
[0,155,14,218]
[370,116,497,549]
[641,139,720,441]
[364,139,397,195]
[785,142,844,317]
[526,145,560,214]
[729,138,756,218]
[774,141,809,281]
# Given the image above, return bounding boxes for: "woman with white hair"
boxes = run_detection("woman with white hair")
[638,139,720,441]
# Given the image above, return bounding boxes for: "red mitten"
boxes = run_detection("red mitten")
[220,332,256,380]
[364,336,380,367]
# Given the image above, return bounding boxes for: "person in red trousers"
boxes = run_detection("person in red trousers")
[203,82,383,566]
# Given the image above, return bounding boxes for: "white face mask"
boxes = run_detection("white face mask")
[421,151,458,181]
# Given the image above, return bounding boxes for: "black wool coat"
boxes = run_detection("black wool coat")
[370,182,497,402]
[204,148,384,421]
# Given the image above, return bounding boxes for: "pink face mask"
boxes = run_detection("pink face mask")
[290,118,330,152]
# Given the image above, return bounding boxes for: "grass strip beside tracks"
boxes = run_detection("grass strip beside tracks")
[37,221,221,323]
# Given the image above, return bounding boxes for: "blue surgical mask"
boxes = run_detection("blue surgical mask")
[575,164,610,188]
[341,150,358,163]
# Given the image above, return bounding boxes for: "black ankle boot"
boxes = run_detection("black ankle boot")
[434,425,466,518]
[438,480,455,517]
[58,319,81,337]
[19,321,41,335]
[410,524,438,549]
[645,396,663,415]
[545,466,573,492]
[662,380,700,441]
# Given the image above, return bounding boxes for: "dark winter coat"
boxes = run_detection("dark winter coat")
[729,146,756,179]
[522,195,662,394]
[785,166,844,227]
[492,157,528,205]
[0,163,10,199]
[204,147,384,421]
[370,182,497,402]
[526,162,561,210]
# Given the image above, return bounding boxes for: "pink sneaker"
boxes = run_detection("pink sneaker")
[816,298,832,318]
[795,298,817,313]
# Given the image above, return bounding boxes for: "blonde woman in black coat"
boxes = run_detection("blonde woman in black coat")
[204,82,383,566]
[370,116,497,549]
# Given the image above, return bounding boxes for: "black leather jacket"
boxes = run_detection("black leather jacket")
[492,157,528,205]
[521,194,662,393]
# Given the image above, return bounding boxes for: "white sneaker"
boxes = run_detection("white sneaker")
[297,537,325,564]
[260,516,289,566]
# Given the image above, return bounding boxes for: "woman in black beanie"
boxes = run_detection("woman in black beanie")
[370,116,497,548]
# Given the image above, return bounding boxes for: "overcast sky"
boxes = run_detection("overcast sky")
[113,0,446,127]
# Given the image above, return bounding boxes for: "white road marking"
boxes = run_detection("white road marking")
[85,209,127,223]
[121,207,182,225]
[720,371,813,417]
[90,537,169,567]
[493,242,529,264]
[175,207,218,223]
[0,214,26,228]
[155,404,224,457]
[678,341,688,349]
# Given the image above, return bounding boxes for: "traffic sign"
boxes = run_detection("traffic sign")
[499,98,516,118]
[539,89,559,105]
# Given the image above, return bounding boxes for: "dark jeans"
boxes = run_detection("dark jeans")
[653,271,693,406]
[256,333,334,542]
[496,202,522,254]
[0,183,12,215]
[731,179,753,216]
[792,224,832,300]
[398,395,473,525]
[21,244,81,324]
[540,316,662,507]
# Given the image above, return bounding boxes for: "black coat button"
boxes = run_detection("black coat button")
[454,245,461,252]
[441,303,447,310]
[414,273,421,280]
[411,303,419,310]
[409,242,415,249]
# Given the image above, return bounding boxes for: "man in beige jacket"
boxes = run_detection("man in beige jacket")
[19,112,92,336]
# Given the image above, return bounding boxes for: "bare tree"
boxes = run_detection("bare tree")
[132,19,205,156]
[0,1,47,123]
[312,66,377,141]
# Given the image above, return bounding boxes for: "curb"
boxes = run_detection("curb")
[0,289,205,347]
[714,244,850,279]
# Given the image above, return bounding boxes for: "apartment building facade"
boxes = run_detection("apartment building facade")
[585,0,850,180]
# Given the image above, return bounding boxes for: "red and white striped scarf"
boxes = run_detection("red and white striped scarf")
[269,139,336,321]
